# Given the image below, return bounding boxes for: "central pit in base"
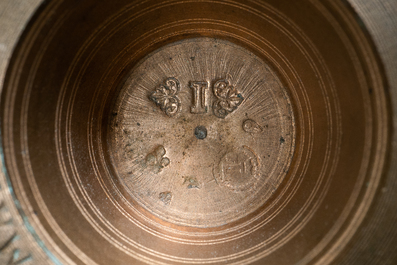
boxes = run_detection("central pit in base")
[108,38,295,228]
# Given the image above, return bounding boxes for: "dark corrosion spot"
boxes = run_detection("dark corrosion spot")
[194,125,207,140]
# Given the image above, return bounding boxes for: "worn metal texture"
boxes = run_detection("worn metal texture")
[109,38,295,228]
[0,1,56,265]
[0,0,396,264]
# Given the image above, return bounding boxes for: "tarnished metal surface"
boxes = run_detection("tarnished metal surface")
[109,38,294,228]
[0,1,54,265]
[0,0,396,264]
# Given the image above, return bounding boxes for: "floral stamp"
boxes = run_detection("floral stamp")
[212,79,244,118]
[150,77,181,117]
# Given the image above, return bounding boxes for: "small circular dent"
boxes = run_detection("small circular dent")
[194,125,207,140]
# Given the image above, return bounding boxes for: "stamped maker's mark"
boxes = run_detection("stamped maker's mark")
[190,81,209,114]
[215,146,260,192]
[182,176,200,189]
[243,119,263,134]
[212,79,244,118]
[151,78,243,118]
[145,145,170,173]
[150,77,181,117]
[159,191,172,205]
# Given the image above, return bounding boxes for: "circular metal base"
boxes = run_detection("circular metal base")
[109,38,294,228]
[0,0,396,264]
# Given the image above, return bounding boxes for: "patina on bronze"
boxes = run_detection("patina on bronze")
[0,0,396,264]
[108,38,294,228]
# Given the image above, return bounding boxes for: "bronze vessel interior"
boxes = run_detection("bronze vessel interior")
[0,0,396,264]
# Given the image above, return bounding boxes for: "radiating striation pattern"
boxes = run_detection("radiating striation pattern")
[108,38,295,228]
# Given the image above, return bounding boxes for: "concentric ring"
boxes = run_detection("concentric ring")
[1,0,388,264]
